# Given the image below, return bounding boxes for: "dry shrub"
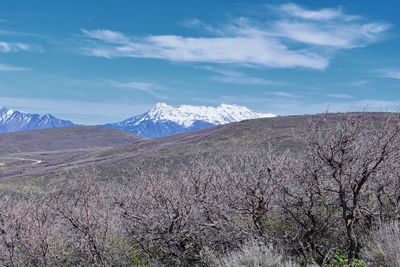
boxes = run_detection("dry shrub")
[0,113,398,266]
[362,222,400,267]
[210,241,316,267]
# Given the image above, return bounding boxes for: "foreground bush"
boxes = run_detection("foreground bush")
[210,242,306,267]
[362,222,400,267]
[0,113,399,266]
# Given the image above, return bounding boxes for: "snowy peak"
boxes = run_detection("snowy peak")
[138,103,275,127]
[0,106,15,123]
[106,103,275,138]
[0,105,75,133]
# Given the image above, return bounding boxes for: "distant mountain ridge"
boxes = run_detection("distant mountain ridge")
[104,103,275,138]
[0,103,276,137]
[0,106,74,132]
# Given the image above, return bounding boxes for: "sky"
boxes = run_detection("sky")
[0,0,399,124]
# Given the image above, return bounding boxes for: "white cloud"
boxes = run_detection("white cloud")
[325,93,353,99]
[106,80,170,99]
[278,3,346,21]
[113,81,155,91]
[0,30,45,54]
[335,80,369,87]
[0,41,31,53]
[80,3,389,70]
[268,91,299,98]
[271,3,390,49]
[203,66,287,86]
[0,63,29,71]
[81,29,129,44]
[82,32,328,69]
[219,94,400,115]
[381,70,400,79]
[273,21,389,48]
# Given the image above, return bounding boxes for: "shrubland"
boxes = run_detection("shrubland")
[0,113,399,266]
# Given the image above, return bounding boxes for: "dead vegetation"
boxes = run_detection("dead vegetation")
[0,113,399,266]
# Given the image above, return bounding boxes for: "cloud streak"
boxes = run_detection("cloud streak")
[203,66,287,86]
[0,63,29,72]
[80,3,389,70]
[220,94,400,115]
[325,93,353,99]
[273,21,389,48]
[277,3,356,21]
[82,31,328,69]
[381,69,400,79]
[0,41,31,53]
[106,80,170,99]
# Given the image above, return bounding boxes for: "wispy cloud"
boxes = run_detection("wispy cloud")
[81,29,129,44]
[0,24,46,53]
[81,30,328,69]
[203,66,286,86]
[80,3,389,70]
[335,80,369,87]
[325,93,353,99]
[106,80,170,99]
[273,21,389,48]
[180,18,223,35]
[0,41,32,53]
[277,3,357,21]
[0,63,29,71]
[219,94,400,115]
[268,91,299,98]
[380,69,400,79]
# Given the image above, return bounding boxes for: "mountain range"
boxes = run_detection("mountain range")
[0,106,74,133]
[0,103,275,137]
[104,103,276,138]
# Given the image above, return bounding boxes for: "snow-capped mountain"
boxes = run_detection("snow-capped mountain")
[0,106,74,132]
[105,103,275,138]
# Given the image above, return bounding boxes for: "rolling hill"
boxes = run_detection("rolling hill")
[0,114,303,182]
[0,112,396,186]
[0,126,143,156]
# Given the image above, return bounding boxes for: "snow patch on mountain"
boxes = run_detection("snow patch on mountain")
[0,106,14,122]
[129,103,274,127]
[106,103,275,138]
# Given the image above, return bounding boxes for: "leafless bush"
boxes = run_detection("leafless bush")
[48,171,131,266]
[217,152,285,240]
[0,194,61,266]
[362,222,400,267]
[275,114,400,265]
[115,167,228,265]
[0,171,132,266]
[112,150,291,266]
[0,195,31,266]
[276,154,343,262]
[0,113,399,266]
[209,241,313,267]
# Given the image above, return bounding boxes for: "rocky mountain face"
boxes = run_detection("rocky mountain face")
[0,106,74,132]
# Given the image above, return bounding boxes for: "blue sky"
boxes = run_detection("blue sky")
[0,0,399,124]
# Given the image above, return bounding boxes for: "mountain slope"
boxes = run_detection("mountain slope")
[0,106,74,132]
[0,126,144,180]
[0,112,395,182]
[105,103,275,138]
